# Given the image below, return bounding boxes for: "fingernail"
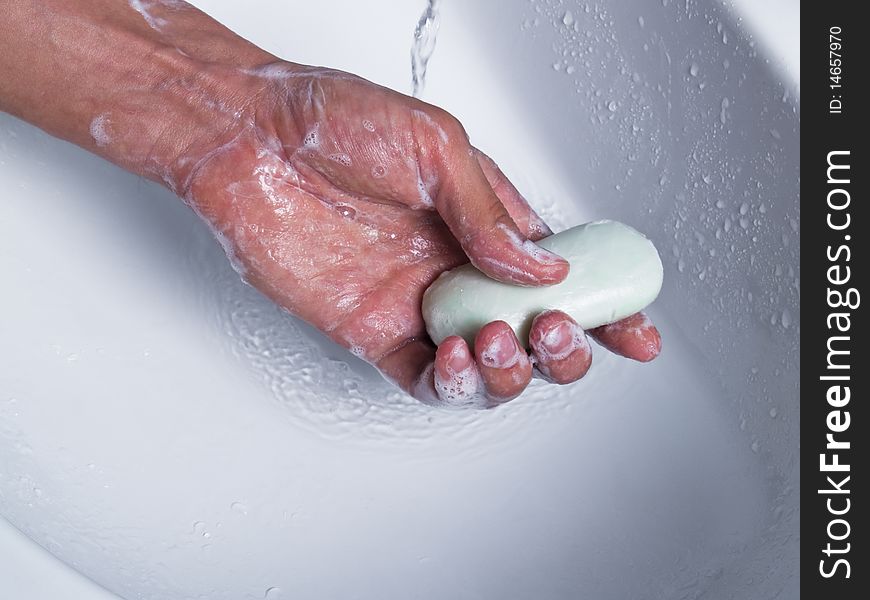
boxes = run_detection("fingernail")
[481,329,521,368]
[542,322,574,355]
[447,344,472,373]
[521,240,568,267]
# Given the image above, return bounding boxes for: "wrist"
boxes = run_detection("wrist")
[99,46,271,192]
[89,23,279,193]
[0,0,279,192]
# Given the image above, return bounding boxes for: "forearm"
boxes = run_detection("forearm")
[0,0,275,188]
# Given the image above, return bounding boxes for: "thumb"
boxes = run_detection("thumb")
[420,116,568,286]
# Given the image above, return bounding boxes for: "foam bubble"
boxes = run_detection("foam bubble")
[89,115,111,148]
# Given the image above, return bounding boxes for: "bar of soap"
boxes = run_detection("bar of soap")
[422,220,663,346]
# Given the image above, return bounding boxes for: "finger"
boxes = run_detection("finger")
[528,310,592,384]
[432,336,486,408]
[413,110,568,286]
[474,321,533,404]
[375,337,487,409]
[375,338,440,404]
[473,148,552,241]
[588,312,662,362]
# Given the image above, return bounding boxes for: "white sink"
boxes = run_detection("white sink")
[0,1,799,598]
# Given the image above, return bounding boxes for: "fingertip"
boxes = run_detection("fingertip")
[529,310,592,384]
[474,321,521,369]
[433,336,485,408]
[589,312,662,363]
[434,335,473,377]
[467,220,569,287]
[636,324,662,362]
[474,321,533,402]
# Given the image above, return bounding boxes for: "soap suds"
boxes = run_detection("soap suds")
[412,109,450,144]
[414,162,435,208]
[128,0,168,31]
[433,346,485,408]
[534,319,589,363]
[479,331,524,369]
[473,256,535,283]
[89,114,111,148]
[241,64,358,82]
[497,222,564,265]
[302,125,320,148]
[328,153,353,166]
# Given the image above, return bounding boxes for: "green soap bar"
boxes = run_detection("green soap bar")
[422,220,663,346]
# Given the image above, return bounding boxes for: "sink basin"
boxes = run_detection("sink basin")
[0,0,799,598]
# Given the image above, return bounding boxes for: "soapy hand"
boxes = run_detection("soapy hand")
[175,63,660,407]
[0,0,660,407]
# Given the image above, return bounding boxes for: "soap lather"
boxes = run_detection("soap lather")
[422,220,663,347]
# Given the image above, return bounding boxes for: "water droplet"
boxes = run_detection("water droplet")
[607,100,618,112]
[769,407,778,419]
[264,587,282,599]
[780,309,792,329]
[739,202,749,215]
[637,16,645,28]
[335,204,356,219]
[230,501,249,516]
[689,62,699,77]
[769,128,781,140]
[362,119,375,132]
[371,165,386,179]
[562,10,575,26]
[751,440,760,453]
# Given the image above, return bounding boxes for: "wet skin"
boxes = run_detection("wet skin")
[0,0,661,407]
[180,66,662,407]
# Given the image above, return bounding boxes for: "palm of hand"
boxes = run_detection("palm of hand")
[182,65,660,406]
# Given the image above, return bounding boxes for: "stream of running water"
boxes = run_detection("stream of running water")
[410,0,442,97]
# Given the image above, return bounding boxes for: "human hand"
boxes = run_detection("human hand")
[174,62,661,407]
[0,1,659,407]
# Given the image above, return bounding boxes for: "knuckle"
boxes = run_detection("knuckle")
[416,105,467,146]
